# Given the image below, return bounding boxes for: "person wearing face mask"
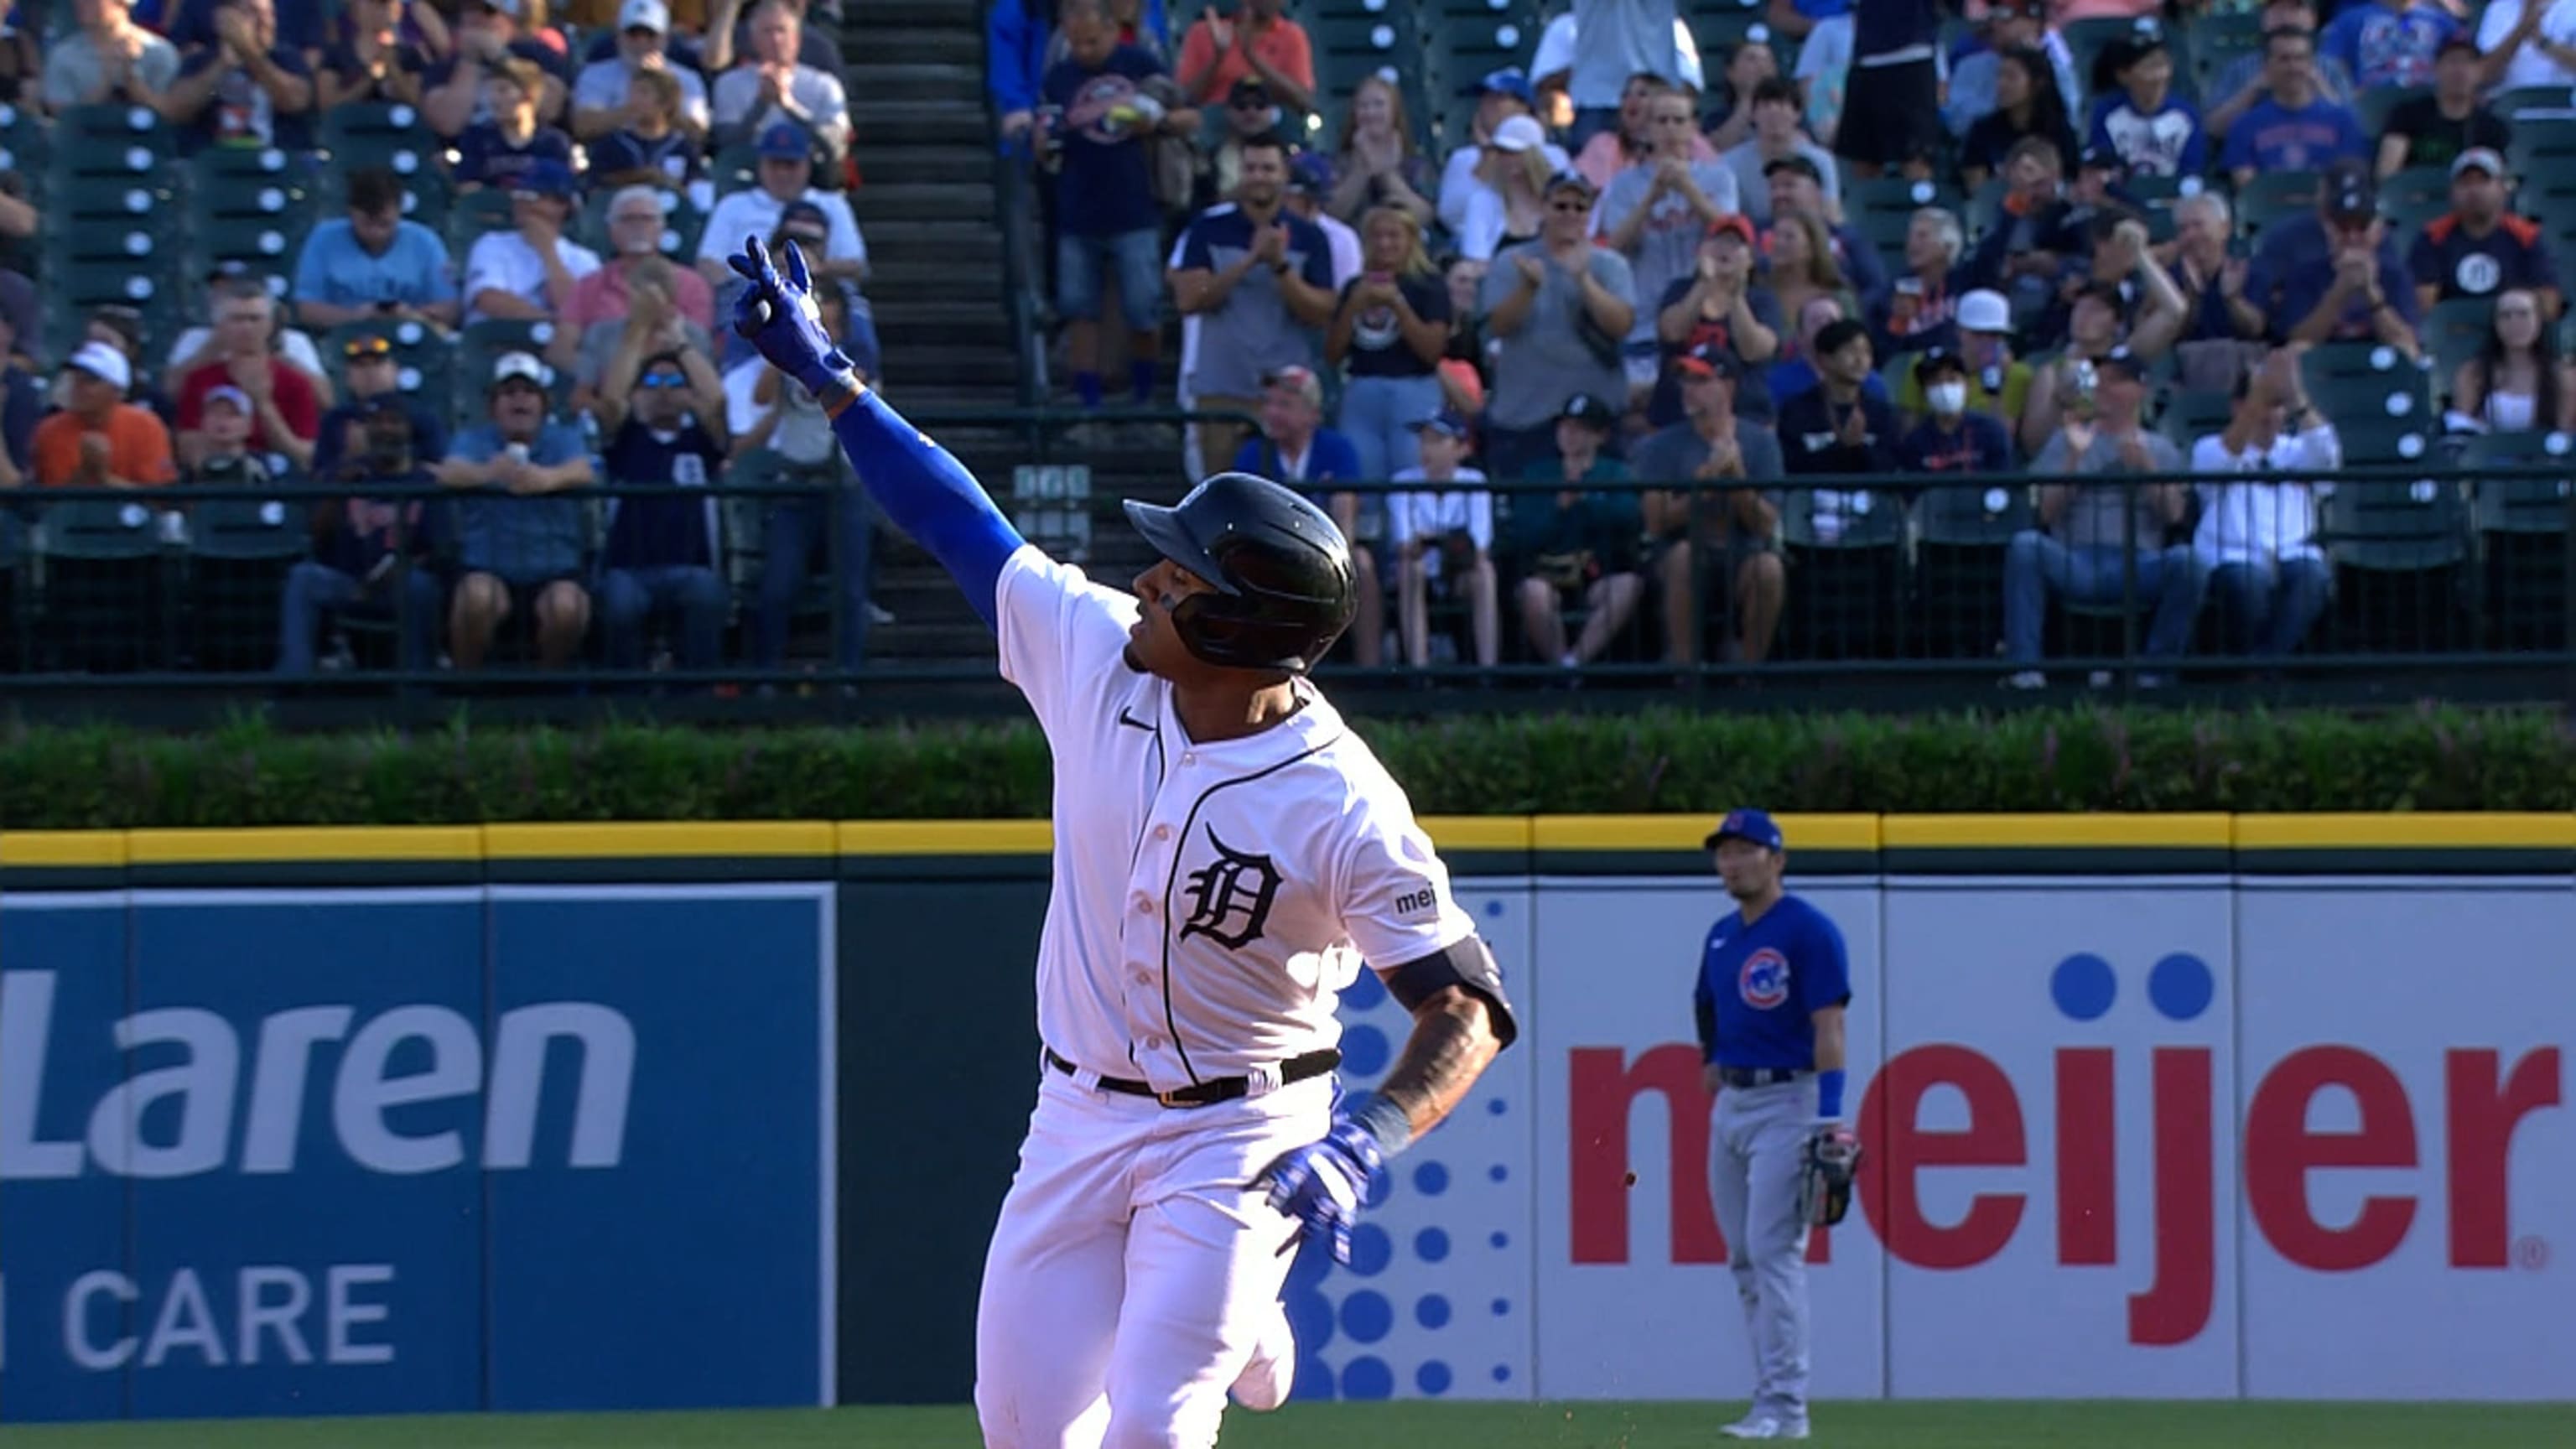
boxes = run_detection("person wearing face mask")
[1896,349,2014,475]
[1897,288,2034,436]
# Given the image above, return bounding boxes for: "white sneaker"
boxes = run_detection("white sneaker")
[1228,1303,1295,1411]
[1719,1412,1810,1440]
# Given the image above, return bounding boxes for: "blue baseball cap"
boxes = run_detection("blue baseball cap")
[1463,66,1534,105]
[512,158,575,199]
[1704,808,1784,852]
[757,120,813,159]
[1408,408,1473,441]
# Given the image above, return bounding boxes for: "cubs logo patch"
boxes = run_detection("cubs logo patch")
[1739,948,1790,1010]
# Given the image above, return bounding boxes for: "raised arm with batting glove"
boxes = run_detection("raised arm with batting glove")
[727,235,1023,631]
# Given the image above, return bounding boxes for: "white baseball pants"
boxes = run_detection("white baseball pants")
[1708,1077,1815,1422]
[974,1064,1330,1449]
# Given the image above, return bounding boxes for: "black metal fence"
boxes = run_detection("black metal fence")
[2,443,2569,712]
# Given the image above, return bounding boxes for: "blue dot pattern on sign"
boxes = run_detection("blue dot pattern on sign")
[1487,1096,1508,1115]
[1483,899,1504,917]
[1341,1291,1393,1344]
[1491,1297,1510,1317]
[1343,969,1386,1011]
[2150,952,2215,1021]
[1293,1357,1336,1402]
[1341,1024,1392,1078]
[1346,1223,1393,1276]
[1488,1230,1509,1249]
[1342,1356,1394,1400]
[1416,1293,1451,1329]
[1488,1163,1509,1183]
[1413,1161,1450,1197]
[1364,1166,1394,1209]
[1417,1360,1454,1395]
[1492,1364,1512,1383]
[1415,1227,1450,1263]
[2051,952,2117,1021]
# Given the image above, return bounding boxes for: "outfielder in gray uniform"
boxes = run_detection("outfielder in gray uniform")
[1691,808,1858,1441]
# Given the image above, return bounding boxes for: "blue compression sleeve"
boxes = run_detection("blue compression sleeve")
[827,387,1024,632]
[1815,1068,1847,1121]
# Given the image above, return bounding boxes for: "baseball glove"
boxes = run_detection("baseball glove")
[1799,1123,1862,1228]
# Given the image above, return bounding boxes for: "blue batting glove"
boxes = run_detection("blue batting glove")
[1253,1115,1386,1265]
[726,235,855,397]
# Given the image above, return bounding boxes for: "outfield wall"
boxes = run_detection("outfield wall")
[0,817,2568,1421]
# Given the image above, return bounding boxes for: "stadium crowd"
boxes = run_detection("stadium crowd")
[0,0,890,678]
[992,0,2573,677]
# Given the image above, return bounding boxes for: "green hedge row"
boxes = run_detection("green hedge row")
[0,706,2569,830]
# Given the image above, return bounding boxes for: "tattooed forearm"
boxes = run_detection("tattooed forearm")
[1370,988,1504,1148]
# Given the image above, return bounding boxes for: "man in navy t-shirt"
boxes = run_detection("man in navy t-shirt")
[1041,0,1198,418]
[595,346,731,674]
[452,56,576,191]
[161,0,316,155]
[1690,808,1854,1442]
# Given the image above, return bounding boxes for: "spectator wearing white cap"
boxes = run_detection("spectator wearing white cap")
[694,121,868,286]
[30,342,178,490]
[709,0,849,160]
[1893,288,2035,439]
[2408,148,2562,320]
[1387,408,1500,669]
[573,0,713,141]
[1453,116,1558,264]
[1436,70,1571,239]
[434,351,598,672]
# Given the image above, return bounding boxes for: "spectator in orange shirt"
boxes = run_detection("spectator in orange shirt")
[1172,0,1311,112]
[29,343,179,490]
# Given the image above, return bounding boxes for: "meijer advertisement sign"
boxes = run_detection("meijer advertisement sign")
[3,819,2568,1420]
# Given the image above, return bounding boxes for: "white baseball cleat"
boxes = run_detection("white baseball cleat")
[1718,1412,1810,1440]
[1229,1303,1296,1411]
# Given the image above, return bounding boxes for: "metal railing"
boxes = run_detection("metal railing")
[0,448,2569,717]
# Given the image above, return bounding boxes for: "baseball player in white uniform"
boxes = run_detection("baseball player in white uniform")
[724,236,1521,1449]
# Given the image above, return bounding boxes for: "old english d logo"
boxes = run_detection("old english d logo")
[1177,826,1281,950]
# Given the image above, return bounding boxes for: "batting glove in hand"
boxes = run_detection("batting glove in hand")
[726,236,855,398]
[1253,1116,1386,1265]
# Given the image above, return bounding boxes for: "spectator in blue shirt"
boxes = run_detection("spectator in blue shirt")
[292,169,462,333]
[452,55,577,191]
[1041,0,1198,419]
[433,351,598,672]
[2244,158,2423,357]
[2321,0,2459,91]
[2221,28,2368,189]
[2087,29,2206,181]
[594,344,731,676]
[158,0,316,155]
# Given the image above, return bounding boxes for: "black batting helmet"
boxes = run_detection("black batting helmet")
[1122,472,1358,673]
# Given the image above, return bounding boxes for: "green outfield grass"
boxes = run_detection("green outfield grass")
[8,1401,2575,1449]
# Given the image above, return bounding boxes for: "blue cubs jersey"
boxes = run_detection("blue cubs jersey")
[1692,894,1852,1070]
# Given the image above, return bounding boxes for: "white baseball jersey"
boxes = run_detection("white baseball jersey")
[994,544,1477,1090]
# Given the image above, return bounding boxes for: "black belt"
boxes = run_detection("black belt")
[1045,1047,1341,1109]
[1717,1066,1807,1088]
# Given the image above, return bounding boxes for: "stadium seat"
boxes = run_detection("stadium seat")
[45,102,174,174]
[34,497,177,673]
[319,102,441,178]
[1779,484,1908,660]
[445,188,521,252]
[1311,12,1423,127]
[2300,343,2436,431]
[1844,176,1966,267]
[186,494,311,673]
[1426,0,1539,149]
[2355,85,2429,139]
[191,216,305,303]
[2316,424,2472,652]
[2492,86,2576,121]
[2232,169,2321,238]
[2508,116,2576,181]
[2460,433,2573,652]
[2377,165,2454,235]
[709,144,763,200]
[0,100,51,193]
[1909,478,2032,661]
[2423,295,2495,392]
